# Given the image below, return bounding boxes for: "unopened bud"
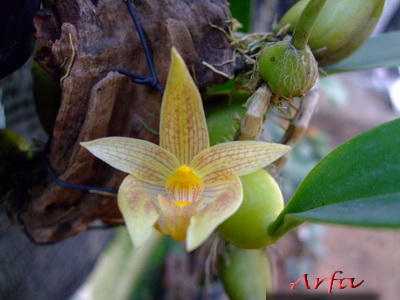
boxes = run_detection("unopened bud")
[258,41,318,99]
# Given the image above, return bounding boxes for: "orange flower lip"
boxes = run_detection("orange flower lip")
[166,165,204,203]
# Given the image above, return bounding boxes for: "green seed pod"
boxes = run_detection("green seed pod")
[278,0,385,66]
[258,40,318,99]
[219,169,284,249]
[218,245,272,300]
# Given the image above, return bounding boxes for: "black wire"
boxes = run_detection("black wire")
[46,158,118,195]
[118,0,165,94]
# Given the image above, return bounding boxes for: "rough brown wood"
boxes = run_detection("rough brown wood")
[22,0,234,243]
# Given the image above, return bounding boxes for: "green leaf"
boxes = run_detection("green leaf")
[228,0,253,32]
[269,118,400,240]
[324,31,400,73]
[285,192,400,228]
[90,229,164,300]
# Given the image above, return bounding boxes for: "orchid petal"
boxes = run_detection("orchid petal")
[186,176,243,251]
[159,47,209,165]
[157,194,204,242]
[81,137,179,185]
[191,141,290,185]
[118,175,160,248]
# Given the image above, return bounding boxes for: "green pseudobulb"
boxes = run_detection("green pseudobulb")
[278,0,385,66]
[219,169,284,249]
[218,245,272,300]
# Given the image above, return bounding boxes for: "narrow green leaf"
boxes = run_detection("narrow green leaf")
[269,118,400,239]
[325,31,400,73]
[89,229,164,300]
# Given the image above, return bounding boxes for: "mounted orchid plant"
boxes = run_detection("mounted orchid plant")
[1,0,400,298]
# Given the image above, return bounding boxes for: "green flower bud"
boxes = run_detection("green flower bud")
[218,245,272,300]
[219,169,284,249]
[258,41,318,99]
[278,0,385,66]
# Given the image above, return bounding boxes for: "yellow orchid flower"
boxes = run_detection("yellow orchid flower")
[81,48,289,251]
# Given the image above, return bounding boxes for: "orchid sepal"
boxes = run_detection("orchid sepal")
[159,47,210,165]
[81,137,179,185]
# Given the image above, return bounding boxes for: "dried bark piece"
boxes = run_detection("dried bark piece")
[21,0,234,243]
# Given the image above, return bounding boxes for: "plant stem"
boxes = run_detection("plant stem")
[272,86,320,174]
[291,0,327,50]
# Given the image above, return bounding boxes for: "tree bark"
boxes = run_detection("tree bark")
[21,0,234,243]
